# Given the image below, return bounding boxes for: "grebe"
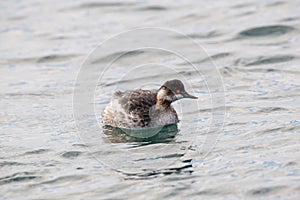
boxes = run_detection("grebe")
[101,79,197,129]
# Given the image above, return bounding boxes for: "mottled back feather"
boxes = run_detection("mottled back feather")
[117,89,157,127]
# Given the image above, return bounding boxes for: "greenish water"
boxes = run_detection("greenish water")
[103,124,179,143]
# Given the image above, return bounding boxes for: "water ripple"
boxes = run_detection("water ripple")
[234,55,295,66]
[185,31,221,39]
[0,172,40,186]
[23,149,50,155]
[91,50,144,64]
[247,186,287,196]
[137,6,167,11]
[81,2,134,8]
[239,25,295,37]
[30,175,87,187]
[0,161,26,167]
[61,151,83,159]
[122,164,193,180]
[37,54,80,63]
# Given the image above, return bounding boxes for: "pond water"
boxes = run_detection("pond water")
[1,0,300,199]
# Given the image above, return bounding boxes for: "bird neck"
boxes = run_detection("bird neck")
[155,99,172,111]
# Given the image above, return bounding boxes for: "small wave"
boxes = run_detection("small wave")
[203,52,232,62]
[23,149,50,155]
[63,2,135,11]
[236,11,256,17]
[180,52,232,66]
[284,161,297,167]
[134,153,184,161]
[281,17,300,22]
[1,93,54,99]
[0,161,25,167]
[91,50,144,64]
[186,31,221,39]
[239,25,295,37]
[61,151,83,159]
[37,54,80,63]
[234,67,300,75]
[122,164,193,180]
[194,188,231,196]
[0,176,38,186]
[72,143,89,147]
[257,124,300,135]
[247,186,286,196]
[80,2,134,8]
[231,3,254,9]
[253,107,288,114]
[137,6,167,11]
[234,55,295,66]
[0,172,40,186]
[36,175,86,185]
[0,57,36,65]
[266,1,286,7]
[220,66,238,77]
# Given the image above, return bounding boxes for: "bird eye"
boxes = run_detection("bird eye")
[176,89,180,94]
[162,86,166,90]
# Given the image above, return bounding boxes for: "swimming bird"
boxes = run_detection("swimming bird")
[101,79,197,129]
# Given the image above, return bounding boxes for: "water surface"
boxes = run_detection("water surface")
[1,0,300,199]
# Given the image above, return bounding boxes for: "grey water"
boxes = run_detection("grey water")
[1,0,300,199]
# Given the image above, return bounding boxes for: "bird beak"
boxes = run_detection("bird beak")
[173,91,198,101]
[182,91,198,99]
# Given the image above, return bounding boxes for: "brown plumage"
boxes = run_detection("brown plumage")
[101,79,197,129]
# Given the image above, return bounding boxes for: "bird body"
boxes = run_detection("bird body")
[101,80,197,129]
